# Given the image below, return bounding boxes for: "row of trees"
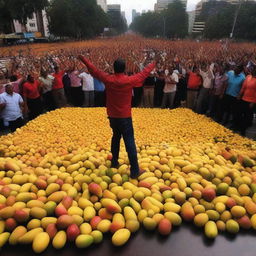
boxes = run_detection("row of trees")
[130,0,188,39]
[0,0,48,33]
[130,0,256,40]
[48,0,108,38]
[202,1,256,40]
[0,0,127,39]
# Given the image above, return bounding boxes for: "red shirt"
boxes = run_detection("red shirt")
[187,72,202,90]
[241,75,256,103]
[81,57,155,118]
[23,80,40,99]
[52,71,65,90]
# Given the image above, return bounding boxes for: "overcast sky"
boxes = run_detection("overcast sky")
[107,0,199,24]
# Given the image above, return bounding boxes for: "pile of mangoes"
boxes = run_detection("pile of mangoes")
[0,108,256,253]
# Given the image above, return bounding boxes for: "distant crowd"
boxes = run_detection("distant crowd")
[0,36,256,136]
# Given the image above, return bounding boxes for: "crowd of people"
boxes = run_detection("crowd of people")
[0,35,256,136]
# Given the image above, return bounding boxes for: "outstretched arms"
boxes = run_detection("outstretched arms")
[78,55,109,84]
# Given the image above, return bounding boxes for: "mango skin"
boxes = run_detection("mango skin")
[9,226,27,245]
[251,214,256,229]
[18,228,43,244]
[75,234,94,248]
[226,220,239,234]
[33,232,50,254]
[52,231,67,249]
[194,213,209,227]
[205,221,218,239]
[91,230,103,244]
[230,206,246,218]
[112,228,131,246]
[0,232,10,248]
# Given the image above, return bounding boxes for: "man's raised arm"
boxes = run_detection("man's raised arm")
[78,55,109,84]
[128,61,156,87]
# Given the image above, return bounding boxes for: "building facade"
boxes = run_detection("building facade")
[154,0,187,11]
[107,4,121,12]
[187,10,196,34]
[191,0,243,35]
[132,9,141,22]
[13,10,49,37]
[97,0,107,12]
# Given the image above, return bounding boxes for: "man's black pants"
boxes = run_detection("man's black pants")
[9,117,24,132]
[109,117,139,178]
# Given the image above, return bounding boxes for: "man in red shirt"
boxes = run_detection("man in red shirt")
[52,66,67,108]
[23,75,43,120]
[238,65,256,135]
[78,55,156,178]
[186,66,202,110]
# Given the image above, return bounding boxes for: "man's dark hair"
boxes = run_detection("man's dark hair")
[10,75,17,82]
[114,59,126,73]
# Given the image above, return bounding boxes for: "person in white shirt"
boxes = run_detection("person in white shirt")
[196,63,215,114]
[0,84,24,132]
[79,71,94,107]
[39,70,56,111]
[161,67,179,109]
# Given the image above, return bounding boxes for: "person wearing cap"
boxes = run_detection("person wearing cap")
[78,55,156,179]
[0,84,24,132]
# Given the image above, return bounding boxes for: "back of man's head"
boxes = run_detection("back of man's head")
[114,59,126,74]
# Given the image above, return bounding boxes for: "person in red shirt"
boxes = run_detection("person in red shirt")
[78,55,156,178]
[22,75,43,120]
[186,66,202,110]
[52,66,67,108]
[238,65,256,135]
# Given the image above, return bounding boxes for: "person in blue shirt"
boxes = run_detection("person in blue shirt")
[94,78,105,107]
[221,65,245,129]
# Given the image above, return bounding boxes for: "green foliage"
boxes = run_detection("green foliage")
[0,0,48,33]
[203,1,256,40]
[130,0,188,38]
[130,12,163,37]
[108,9,127,34]
[47,0,109,38]
[164,0,188,38]
[235,2,256,40]
[204,5,235,39]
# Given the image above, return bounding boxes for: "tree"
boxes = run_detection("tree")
[0,0,48,33]
[163,0,188,38]
[130,12,163,37]
[234,2,256,40]
[203,5,235,39]
[47,0,109,38]
[203,1,256,40]
[130,0,188,38]
[0,0,12,33]
[107,9,127,34]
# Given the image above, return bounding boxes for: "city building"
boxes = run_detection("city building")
[132,9,141,22]
[13,10,49,37]
[122,11,127,24]
[192,21,205,34]
[97,0,107,12]
[154,0,187,11]
[107,4,121,13]
[187,10,196,34]
[191,0,243,35]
